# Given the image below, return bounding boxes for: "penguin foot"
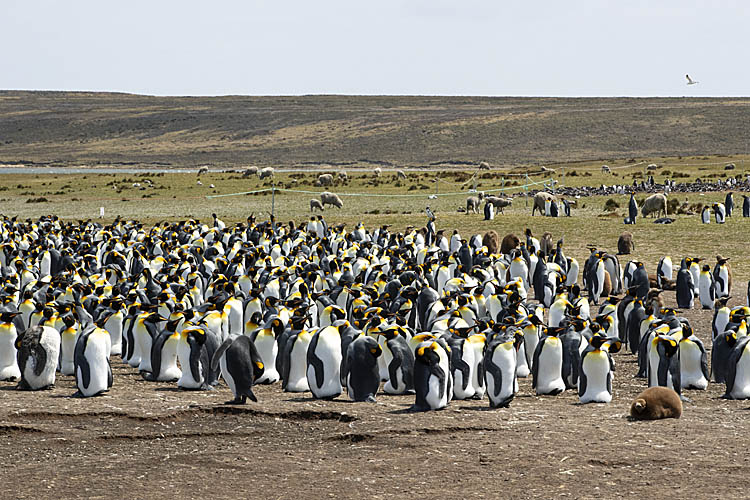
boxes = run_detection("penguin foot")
[71,391,85,398]
[679,395,692,403]
[15,380,31,391]
[140,371,156,381]
[224,397,246,405]
[365,395,377,403]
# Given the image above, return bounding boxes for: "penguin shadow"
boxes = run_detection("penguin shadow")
[153,386,187,393]
[459,405,503,412]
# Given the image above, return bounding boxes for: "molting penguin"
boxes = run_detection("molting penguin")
[630,386,682,420]
[73,327,113,397]
[211,334,265,404]
[412,340,452,411]
[578,336,621,404]
[342,335,381,402]
[484,330,522,408]
[15,326,60,390]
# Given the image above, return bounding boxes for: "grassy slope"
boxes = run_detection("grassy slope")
[1,92,749,168]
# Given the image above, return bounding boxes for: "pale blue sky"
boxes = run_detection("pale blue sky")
[2,0,747,96]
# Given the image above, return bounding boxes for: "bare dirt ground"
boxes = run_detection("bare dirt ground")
[3,293,749,499]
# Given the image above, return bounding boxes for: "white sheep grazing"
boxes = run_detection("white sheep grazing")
[198,166,209,175]
[310,199,324,212]
[320,191,344,209]
[243,166,259,177]
[337,171,348,182]
[479,161,490,170]
[374,167,382,177]
[641,193,667,218]
[647,163,658,171]
[601,165,612,174]
[258,167,275,180]
[318,173,334,186]
[396,170,407,180]
[466,192,484,214]
[486,196,513,214]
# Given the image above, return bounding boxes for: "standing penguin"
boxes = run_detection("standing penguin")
[628,193,638,224]
[483,200,495,221]
[742,195,750,217]
[648,335,681,395]
[211,334,265,404]
[531,326,566,395]
[249,316,284,384]
[701,206,711,224]
[678,324,708,390]
[0,311,21,381]
[676,266,695,309]
[377,327,415,395]
[725,192,734,217]
[631,262,649,299]
[656,256,673,289]
[280,327,314,393]
[484,330,522,408]
[412,340,452,411]
[713,203,726,224]
[723,335,750,399]
[15,326,60,391]
[342,335,381,402]
[141,320,182,382]
[306,323,344,399]
[698,265,716,309]
[713,256,732,299]
[177,327,221,390]
[578,336,621,404]
[73,327,113,397]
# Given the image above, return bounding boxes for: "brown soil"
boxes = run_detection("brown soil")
[2,293,748,499]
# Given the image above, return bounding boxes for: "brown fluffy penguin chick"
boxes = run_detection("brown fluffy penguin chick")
[630,387,682,420]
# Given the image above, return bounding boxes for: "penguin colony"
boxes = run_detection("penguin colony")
[0,214,748,412]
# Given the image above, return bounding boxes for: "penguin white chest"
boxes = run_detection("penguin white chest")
[579,351,611,403]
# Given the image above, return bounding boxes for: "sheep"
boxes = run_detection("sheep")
[485,196,513,214]
[725,163,736,170]
[500,233,520,255]
[647,163,658,171]
[337,171,348,182]
[641,193,668,218]
[541,166,556,173]
[374,167,382,177]
[258,167,275,180]
[317,173,334,187]
[310,199,324,212]
[618,232,634,255]
[601,165,612,174]
[532,192,556,216]
[396,170,407,180]
[479,161,491,170]
[197,166,209,175]
[466,192,484,214]
[242,166,259,177]
[320,191,344,209]
[482,230,499,254]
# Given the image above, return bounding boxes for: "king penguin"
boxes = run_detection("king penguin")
[484,330,522,408]
[531,326,566,395]
[15,326,60,391]
[412,339,452,411]
[73,327,113,397]
[342,335,381,402]
[578,336,621,404]
[211,334,265,404]
[678,324,708,390]
[306,323,344,399]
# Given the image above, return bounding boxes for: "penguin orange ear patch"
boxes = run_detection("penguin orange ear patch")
[255,361,264,370]
[370,348,379,354]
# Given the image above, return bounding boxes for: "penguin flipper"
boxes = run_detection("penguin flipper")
[107,360,113,389]
[577,359,587,398]
[188,335,204,384]
[74,334,91,389]
[210,337,234,372]
[33,344,48,377]
[484,355,504,399]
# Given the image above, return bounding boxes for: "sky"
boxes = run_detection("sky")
[2,0,747,97]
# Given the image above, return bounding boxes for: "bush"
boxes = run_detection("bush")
[604,199,620,211]
[26,197,48,203]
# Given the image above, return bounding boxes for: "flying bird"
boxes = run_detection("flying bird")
[686,74,699,85]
